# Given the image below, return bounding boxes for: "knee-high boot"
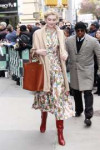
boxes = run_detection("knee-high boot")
[40,112,47,133]
[56,120,65,146]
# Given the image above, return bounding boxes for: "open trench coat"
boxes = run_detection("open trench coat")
[30,25,69,92]
[66,34,100,91]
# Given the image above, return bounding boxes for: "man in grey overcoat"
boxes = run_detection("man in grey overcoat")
[66,22,100,126]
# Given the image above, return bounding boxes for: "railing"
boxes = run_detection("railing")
[0,45,30,87]
[0,46,9,72]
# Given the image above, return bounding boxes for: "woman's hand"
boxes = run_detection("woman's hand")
[36,49,47,56]
[65,91,69,96]
[60,53,68,61]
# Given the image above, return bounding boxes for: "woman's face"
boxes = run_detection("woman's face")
[46,15,57,28]
[96,30,100,40]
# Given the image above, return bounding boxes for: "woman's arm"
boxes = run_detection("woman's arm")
[30,31,47,58]
[60,31,68,61]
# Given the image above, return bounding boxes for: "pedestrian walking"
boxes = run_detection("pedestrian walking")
[66,22,100,126]
[30,10,74,146]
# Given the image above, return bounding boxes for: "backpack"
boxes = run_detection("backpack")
[16,34,31,51]
[19,34,31,45]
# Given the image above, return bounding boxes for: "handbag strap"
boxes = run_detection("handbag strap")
[29,53,40,63]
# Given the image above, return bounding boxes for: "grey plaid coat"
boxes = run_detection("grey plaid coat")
[66,34,100,91]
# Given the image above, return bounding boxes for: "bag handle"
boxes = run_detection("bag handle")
[29,53,40,63]
[29,53,32,63]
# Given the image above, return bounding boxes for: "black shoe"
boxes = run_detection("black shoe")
[94,91,100,96]
[94,91,99,94]
[84,119,92,126]
[16,78,20,86]
[13,75,17,81]
[12,75,15,80]
[75,112,81,117]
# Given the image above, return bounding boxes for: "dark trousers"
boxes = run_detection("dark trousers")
[73,89,93,119]
[96,75,100,94]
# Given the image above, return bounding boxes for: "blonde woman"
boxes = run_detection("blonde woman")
[31,10,74,146]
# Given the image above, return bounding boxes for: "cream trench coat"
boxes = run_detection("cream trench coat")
[30,25,69,92]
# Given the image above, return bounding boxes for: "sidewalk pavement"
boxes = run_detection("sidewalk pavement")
[0,78,100,150]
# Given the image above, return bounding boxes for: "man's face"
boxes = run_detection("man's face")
[66,23,71,29]
[76,29,85,38]
[90,24,96,31]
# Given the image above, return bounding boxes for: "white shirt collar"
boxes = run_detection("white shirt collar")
[77,36,85,42]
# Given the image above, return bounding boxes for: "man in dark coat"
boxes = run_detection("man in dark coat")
[66,22,100,126]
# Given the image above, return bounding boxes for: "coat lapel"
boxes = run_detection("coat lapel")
[78,34,88,54]
[56,26,63,52]
[41,26,47,49]
[72,35,77,54]
[56,27,61,44]
[74,34,88,54]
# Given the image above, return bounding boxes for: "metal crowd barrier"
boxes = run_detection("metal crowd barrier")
[0,46,9,73]
[0,46,29,87]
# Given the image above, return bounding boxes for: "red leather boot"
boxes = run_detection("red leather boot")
[56,120,65,146]
[40,112,47,133]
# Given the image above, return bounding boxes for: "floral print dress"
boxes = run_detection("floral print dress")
[32,28,74,120]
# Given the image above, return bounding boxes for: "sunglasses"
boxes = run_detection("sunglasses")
[76,29,85,33]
